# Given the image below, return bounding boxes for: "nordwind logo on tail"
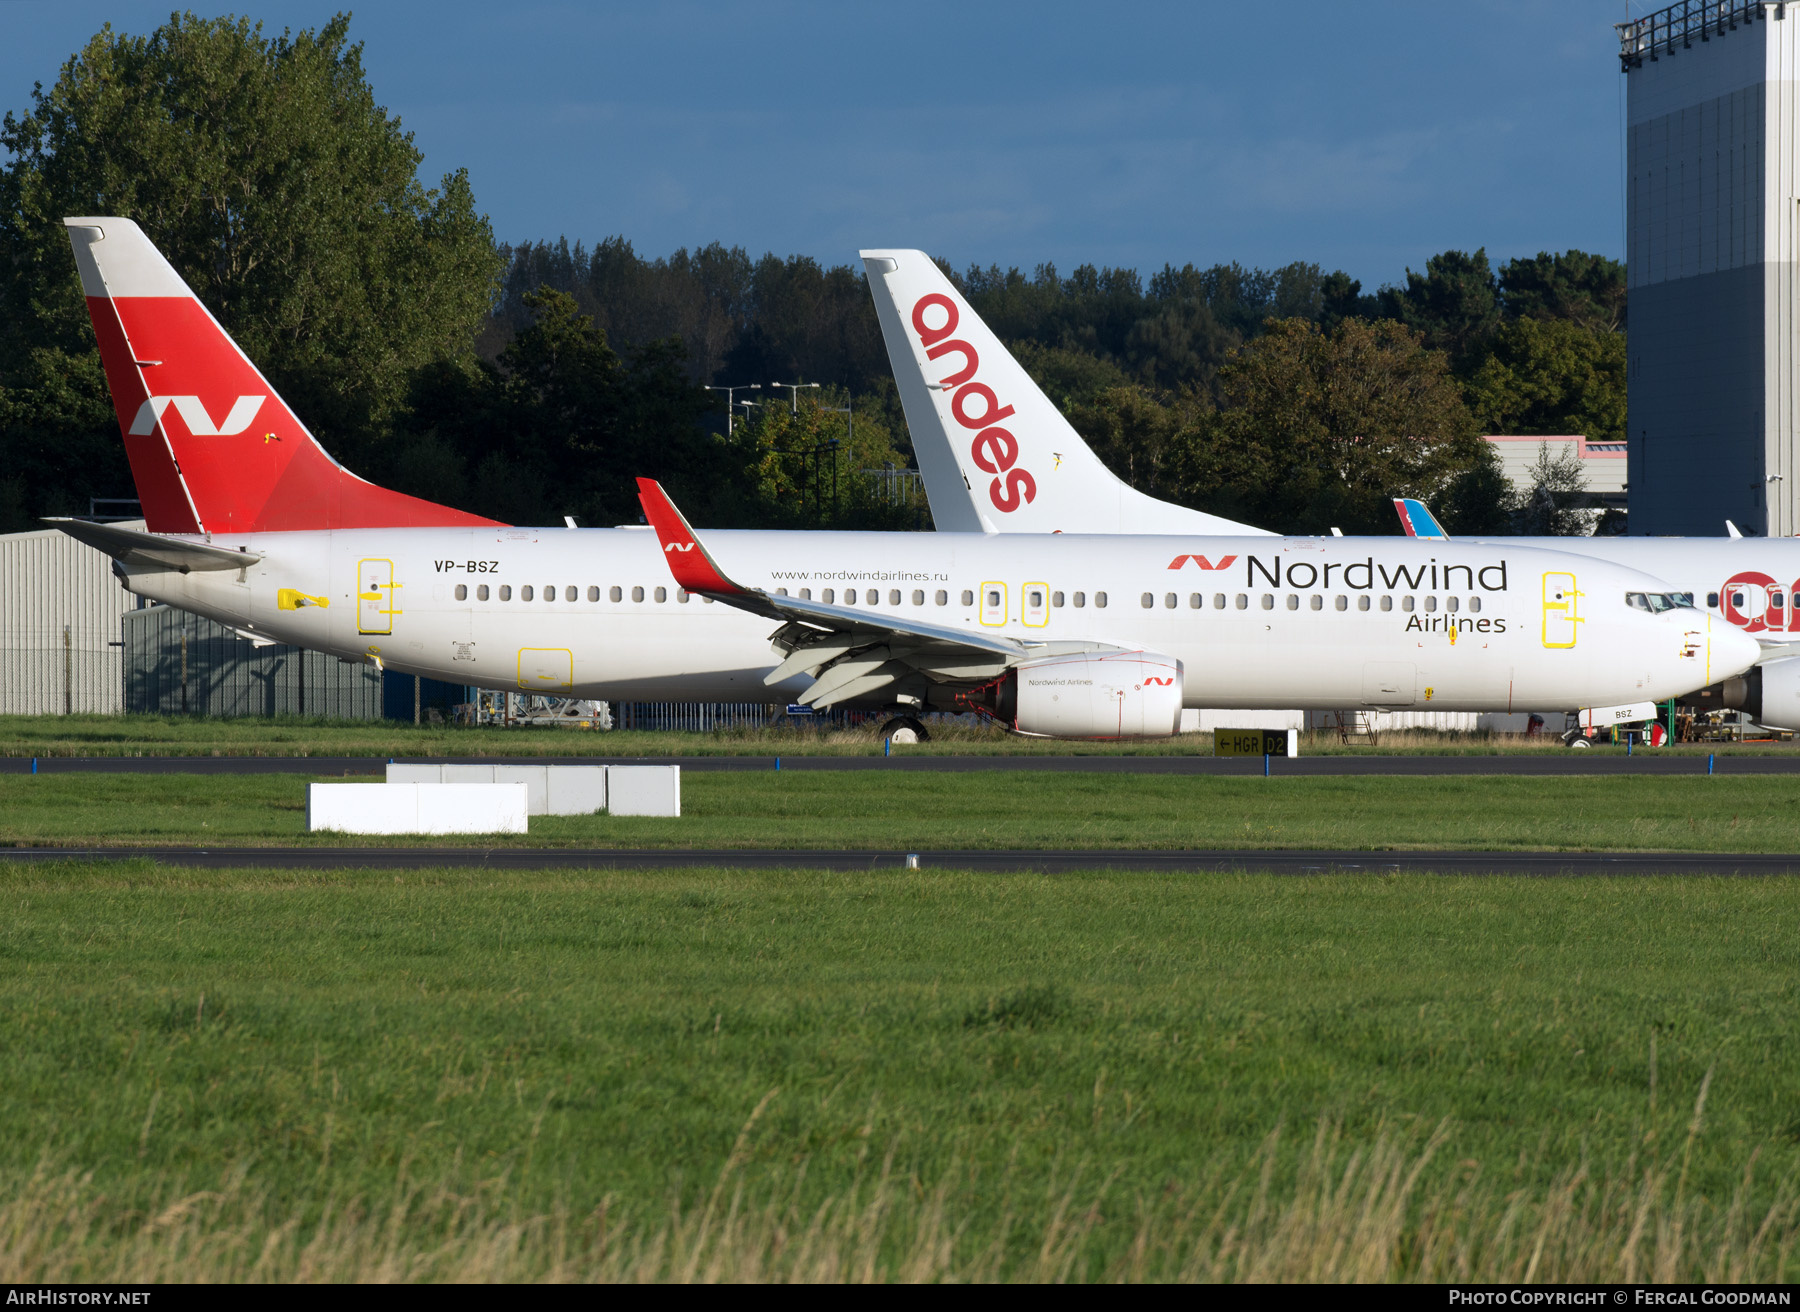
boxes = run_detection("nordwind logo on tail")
[665,542,696,553]
[129,395,265,437]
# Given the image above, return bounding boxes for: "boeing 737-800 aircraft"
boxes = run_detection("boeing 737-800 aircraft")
[44,218,1758,738]
[860,247,1800,730]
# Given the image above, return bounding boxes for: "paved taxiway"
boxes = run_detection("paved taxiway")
[2,753,1796,776]
[5,846,1798,875]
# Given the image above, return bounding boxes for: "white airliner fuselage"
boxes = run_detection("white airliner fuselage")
[120,525,1742,715]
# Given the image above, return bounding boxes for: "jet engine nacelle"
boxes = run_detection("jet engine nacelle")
[1677,655,1800,729]
[980,650,1184,739]
[1755,655,1800,730]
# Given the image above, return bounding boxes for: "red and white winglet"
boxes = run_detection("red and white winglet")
[636,477,758,601]
[635,476,1032,658]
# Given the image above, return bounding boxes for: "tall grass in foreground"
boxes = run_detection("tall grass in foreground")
[6,1102,1795,1283]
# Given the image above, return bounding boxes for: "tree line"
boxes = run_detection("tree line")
[0,12,1625,539]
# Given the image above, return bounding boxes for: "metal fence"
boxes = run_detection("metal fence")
[613,702,779,732]
[124,606,386,718]
[1616,0,1769,70]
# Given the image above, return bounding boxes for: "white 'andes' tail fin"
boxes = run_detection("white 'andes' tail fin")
[64,217,502,535]
[860,249,1271,536]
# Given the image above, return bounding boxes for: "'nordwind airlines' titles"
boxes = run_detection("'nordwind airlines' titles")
[1240,553,1510,595]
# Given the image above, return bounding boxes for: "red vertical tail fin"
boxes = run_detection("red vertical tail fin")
[65,217,502,534]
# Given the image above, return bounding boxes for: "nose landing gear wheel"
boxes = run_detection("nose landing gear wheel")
[879,715,930,744]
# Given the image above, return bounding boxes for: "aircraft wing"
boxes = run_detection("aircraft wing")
[636,478,1092,707]
[1392,498,1449,540]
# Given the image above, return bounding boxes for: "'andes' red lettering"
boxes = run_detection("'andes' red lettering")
[990,468,1037,512]
[913,294,958,347]
[912,292,1035,514]
[926,339,978,386]
[971,427,1018,475]
[951,383,1014,431]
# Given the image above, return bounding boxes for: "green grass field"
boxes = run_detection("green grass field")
[3,771,1799,852]
[3,711,1787,759]
[2,863,1797,1281]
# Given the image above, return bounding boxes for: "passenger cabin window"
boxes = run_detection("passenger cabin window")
[1335,595,1348,611]
[1707,592,1720,608]
[566,586,577,602]
[1214,593,1225,609]
[845,589,858,604]
[823,588,835,603]
[677,589,690,603]
[889,590,901,605]
[631,586,644,602]
[981,584,1007,626]
[1379,595,1391,611]
[1073,592,1086,608]
[1095,592,1109,608]
[1468,596,1480,613]
[1424,596,1437,612]
[1053,591,1066,608]
[962,590,975,606]
[1141,593,1154,609]
[1235,594,1247,609]
[455,584,467,601]
[1401,596,1413,612]
[655,587,667,603]
[1446,596,1459,613]
[587,586,600,602]
[1309,595,1322,611]
[609,586,622,602]
[936,590,948,605]
[499,585,512,601]
[1357,595,1370,611]
[1286,594,1300,611]
[522,585,534,601]
[912,590,925,605]
[478,584,490,601]
[1261,594,1274,609]
[1189,593,1201,609]
[799,588,812,600]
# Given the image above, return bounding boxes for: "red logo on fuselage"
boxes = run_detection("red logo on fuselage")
[912,293,1037,515]
[1168,554,1238,571]
[1718,570,1794,633]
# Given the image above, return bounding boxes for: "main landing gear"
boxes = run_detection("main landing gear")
[879,715,931,744]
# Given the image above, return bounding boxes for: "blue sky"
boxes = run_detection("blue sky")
[2,0,1648,289]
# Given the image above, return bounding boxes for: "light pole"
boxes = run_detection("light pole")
[771,380,820,414]
[703,382,760,436]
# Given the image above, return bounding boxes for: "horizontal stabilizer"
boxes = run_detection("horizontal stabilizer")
[46,517,261,572]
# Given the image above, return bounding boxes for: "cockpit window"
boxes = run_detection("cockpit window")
[1626,591,1696,613]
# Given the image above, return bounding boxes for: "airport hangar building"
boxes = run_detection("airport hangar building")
[1621,0,1800,537]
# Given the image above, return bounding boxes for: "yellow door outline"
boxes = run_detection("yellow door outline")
[1542,571,1581,649]
[979,581,1008,627]
[357,558,401,635]
[517,647,574,690]
[1022,581,1049,627]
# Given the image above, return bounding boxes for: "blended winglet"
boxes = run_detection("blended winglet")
[1392,497,1449,540]
[635,478,748,596]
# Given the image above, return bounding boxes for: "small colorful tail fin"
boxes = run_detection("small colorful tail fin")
[64,217,501,534]
[1392,497,1449,540]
